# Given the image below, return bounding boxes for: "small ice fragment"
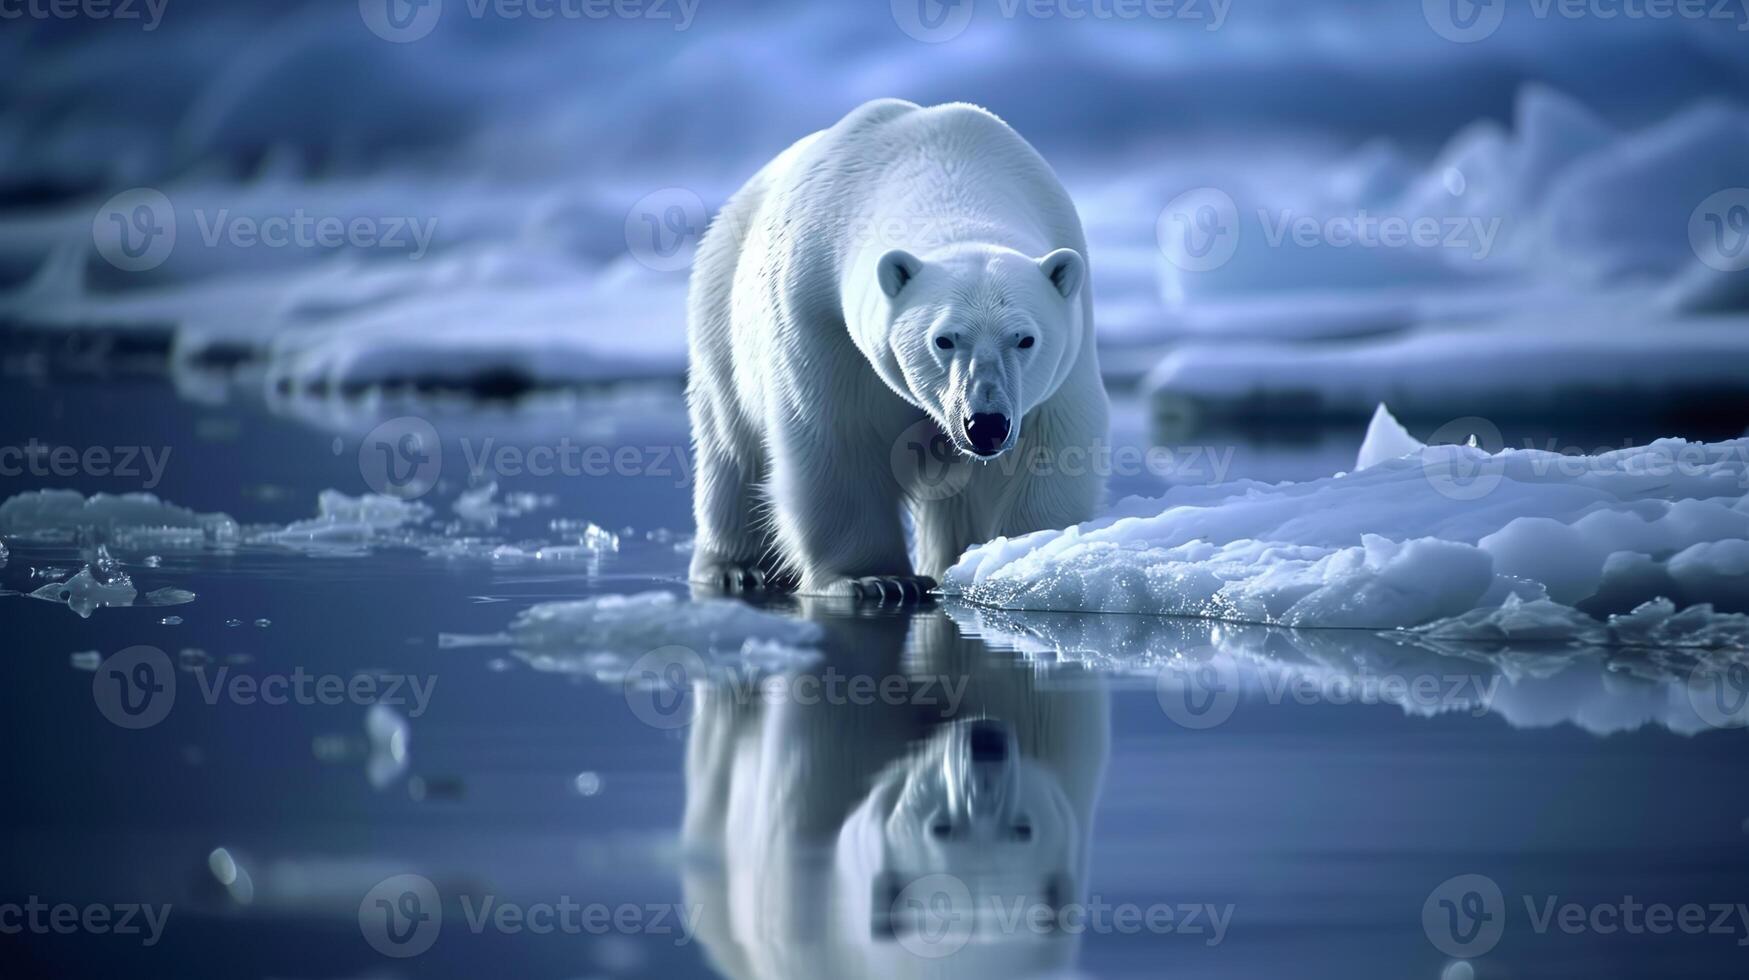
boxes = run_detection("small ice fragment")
[31,566,69,580]
[143,555,163,568]
[206,847,254,905]
[28,566,136,618]
[0,539,7,562]
[161,616,183,626]
[179,648,212,670]
[69,650,101,671]
[573,771,603,797]
[226,618,242,627]
[143,587,196,606]
[254,618,271,628]
[486,658,512,672]
[365,704,410,789]
[408,775,465,801]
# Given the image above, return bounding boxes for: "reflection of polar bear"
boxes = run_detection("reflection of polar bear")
[681,606,1109,979]
[687,99,1109,598]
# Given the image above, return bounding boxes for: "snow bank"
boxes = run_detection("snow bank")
[943,406,1749,639]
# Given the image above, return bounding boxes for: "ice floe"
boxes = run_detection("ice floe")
[0,489,239,546]
[944,405,1749,645]
[438,590,823,678]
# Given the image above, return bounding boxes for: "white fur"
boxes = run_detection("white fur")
[686,99,1110,594]
[681,609,1109,979]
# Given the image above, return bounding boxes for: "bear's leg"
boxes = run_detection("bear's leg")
[688,421,783,592]
[768,425,931,600]
[910,494,984,583]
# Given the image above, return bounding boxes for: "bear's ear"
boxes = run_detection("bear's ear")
[876,249,924,300]
[1038,248,1084,300]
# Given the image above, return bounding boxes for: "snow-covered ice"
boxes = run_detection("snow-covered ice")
[943,406,1749,642]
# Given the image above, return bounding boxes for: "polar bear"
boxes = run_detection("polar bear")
[687,99,1109,598]
[680,606,1109,979]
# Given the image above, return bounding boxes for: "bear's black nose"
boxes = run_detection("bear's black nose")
[968,720,1010,763]
[964,413,1010,456]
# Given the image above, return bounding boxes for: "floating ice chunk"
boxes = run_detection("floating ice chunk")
[0,489,239,545]
[452,481,555,528]
[944,421,1749,637]
[250,489,432,555]
[1354,403,1425,470]
[365,704,410,790]
[69,650,101,671]
[144,587,196,606]
[442,591,822,678]
[26,565,136,618]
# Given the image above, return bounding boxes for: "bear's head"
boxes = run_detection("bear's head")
[833,718,1085,961]
[856,244,1087,459]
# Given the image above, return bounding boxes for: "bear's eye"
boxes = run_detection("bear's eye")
[1018,336,1035,349]
[935,336,954,350]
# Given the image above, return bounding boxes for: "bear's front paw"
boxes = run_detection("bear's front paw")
[835,575,938,603]
[691,561,789,594]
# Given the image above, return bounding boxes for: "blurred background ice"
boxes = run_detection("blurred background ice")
[2,0,1747,429]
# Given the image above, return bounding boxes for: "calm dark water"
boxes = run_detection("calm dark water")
[2,377,1747,980]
